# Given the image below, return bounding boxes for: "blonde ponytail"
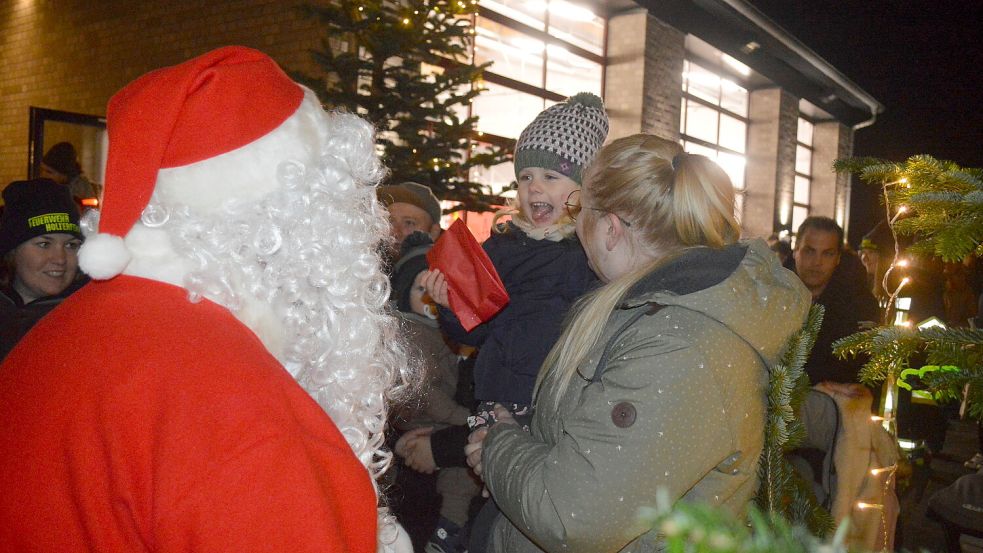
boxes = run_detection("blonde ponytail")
[535,134,740,408]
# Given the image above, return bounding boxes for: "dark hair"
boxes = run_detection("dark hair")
[795,216,843,250]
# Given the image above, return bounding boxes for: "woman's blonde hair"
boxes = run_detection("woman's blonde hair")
[536,134,741,405]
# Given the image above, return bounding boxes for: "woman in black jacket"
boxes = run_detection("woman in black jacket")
[0,178,87,360]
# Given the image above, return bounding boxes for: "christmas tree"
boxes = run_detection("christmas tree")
[834,155,983,419]
[294,0,513,212]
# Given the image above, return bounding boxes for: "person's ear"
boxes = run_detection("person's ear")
[429,224,441,241]
[604,213,626,252]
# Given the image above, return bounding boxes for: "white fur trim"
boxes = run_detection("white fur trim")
[154,90,327,214]
[78,233,132,280]
[120,224,192,288]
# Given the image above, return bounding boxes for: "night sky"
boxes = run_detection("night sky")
[746,0,983,243]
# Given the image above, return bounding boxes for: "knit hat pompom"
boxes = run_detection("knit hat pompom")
[514,92,609,185]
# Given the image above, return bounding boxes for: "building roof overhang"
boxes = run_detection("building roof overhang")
[632,0,884,127]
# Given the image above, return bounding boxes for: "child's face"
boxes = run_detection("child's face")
[516,167,579,228]
[409,271,436,318]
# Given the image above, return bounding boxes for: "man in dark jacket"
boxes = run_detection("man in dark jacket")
[794,216,880,384]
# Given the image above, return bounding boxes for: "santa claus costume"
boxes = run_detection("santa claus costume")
[0,47,410,552]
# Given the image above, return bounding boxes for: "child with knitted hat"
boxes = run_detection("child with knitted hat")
[423,92,607,429]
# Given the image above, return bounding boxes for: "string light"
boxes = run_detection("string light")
[856,502,883,510]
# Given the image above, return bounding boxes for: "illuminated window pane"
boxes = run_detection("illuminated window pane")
[682,141,717,158]
[683,62,720,104]
[471,81,545,138]
[475,17,545,88]
[480,0,545,30]
[794,175,811,204]
[795,144,812,176]
[792,205,809,232]
[718,114,746,153]
[717,151,746,191]
[684,99,718,144]
[797,118,814,146]
[469,146,515,196]
[546,0,605,55]
[545,44,602,97]
[720,79,748,116]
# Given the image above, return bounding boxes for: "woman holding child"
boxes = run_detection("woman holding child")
[466,134,812,553]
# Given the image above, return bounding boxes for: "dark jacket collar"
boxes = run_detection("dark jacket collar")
[624,243,747,302]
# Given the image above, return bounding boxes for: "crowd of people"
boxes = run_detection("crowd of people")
[0,46,973,552]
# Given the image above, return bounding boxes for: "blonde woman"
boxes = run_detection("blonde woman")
[466,134,812,553]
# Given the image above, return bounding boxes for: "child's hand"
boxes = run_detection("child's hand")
[396,427,437,474]
[491,404,517,427]
[421,269,450,308]
[405,435,437,474]
[465,427,489,477]
[395,426,432,459]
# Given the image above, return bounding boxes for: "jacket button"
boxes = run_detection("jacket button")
[611,402,636,428]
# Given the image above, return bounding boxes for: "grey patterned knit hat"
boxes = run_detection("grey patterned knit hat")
[514,92,609,185]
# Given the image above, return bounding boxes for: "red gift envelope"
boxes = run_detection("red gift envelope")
[427,219,509,331]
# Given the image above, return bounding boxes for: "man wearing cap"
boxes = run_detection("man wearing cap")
[0,47,409,552]
[378,181,442,260]
[40,141,101,201]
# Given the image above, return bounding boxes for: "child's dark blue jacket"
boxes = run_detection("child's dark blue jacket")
[438,223,596,406]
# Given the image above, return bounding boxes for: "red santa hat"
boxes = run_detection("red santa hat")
[79,46,304,280]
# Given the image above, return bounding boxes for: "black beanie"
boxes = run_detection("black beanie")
[390,231,433,313]
[0,179,83,256]
[41,142,82,179]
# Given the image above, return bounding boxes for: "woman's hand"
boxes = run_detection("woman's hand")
[465,404,518,477]
[420,270,450,308]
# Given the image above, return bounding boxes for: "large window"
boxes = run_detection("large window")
[679,59,749,218]
[470,0,606,195]
[792,117,814,234]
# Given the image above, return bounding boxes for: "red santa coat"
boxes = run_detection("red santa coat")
[0,275,376,552]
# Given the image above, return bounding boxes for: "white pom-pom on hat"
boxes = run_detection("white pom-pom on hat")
[78,233,132,280]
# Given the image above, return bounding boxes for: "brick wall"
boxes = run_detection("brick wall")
[811,121,854,234]
[604,10,683,142]
[0,0,324,192]
[639,15,683,142]
[744,87,798,239]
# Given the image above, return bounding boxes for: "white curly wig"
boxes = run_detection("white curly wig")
[102,90,413,544]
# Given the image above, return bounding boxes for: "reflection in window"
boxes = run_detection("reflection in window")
[471,81,545,139]
[472,0,606,195]
[481,0,546,30]
[545,43,602,97]
[475,18,545,88]
[470,143,516,196]
[792,205,809,234]
[544,0,605,55]
[681,60,749,220]
[795,144,812,176]
[792,117,814,235]
[797,117,814,146]
[684,100,717,144]
[719,113,746,154]
[794,175,811,204]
